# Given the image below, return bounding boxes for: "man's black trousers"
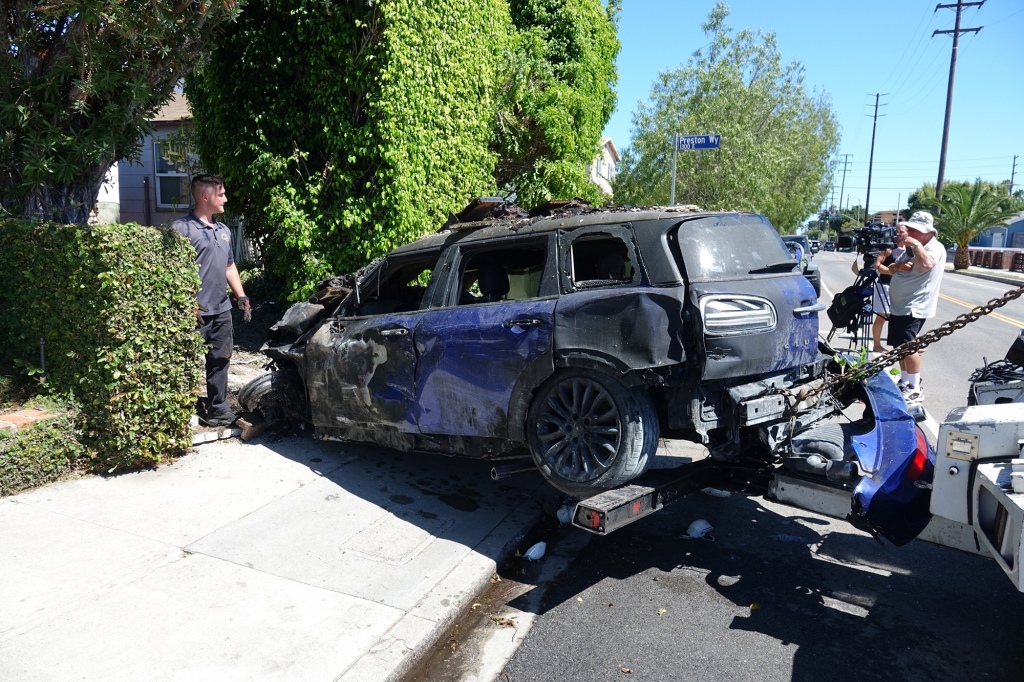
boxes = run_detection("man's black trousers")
[198,310,234,418]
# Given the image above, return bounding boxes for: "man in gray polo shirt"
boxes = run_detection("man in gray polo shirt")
[172,174,250,426]
[887,210,946,403]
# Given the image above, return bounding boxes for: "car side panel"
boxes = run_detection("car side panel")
[553,288,687,371]
[303,313,420,432]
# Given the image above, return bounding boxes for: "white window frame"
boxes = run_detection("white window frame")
[153,138,190,210]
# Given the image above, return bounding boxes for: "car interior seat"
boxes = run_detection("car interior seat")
[593,251,628,280]
[477,261,510,302]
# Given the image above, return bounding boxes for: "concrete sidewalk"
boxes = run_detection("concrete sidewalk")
[943,261,1024,288]
[0,435,560,681]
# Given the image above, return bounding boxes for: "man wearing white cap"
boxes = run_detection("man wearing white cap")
[887,210,946,403]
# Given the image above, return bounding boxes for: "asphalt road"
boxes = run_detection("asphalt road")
[408,253,1024,682]
[509,495,1024,682]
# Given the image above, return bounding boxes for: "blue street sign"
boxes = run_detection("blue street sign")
[676,134,721,151]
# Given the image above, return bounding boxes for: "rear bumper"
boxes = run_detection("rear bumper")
[850,373,936,545]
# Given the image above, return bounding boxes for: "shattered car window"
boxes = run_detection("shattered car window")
[356,252,440,316]
[456,244,547,305]
[673,215,792,282]
[570,234,635,288]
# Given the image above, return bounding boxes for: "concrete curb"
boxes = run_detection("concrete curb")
[340,491,546,682]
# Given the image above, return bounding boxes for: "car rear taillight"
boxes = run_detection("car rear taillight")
[699,295,777,336]
[904,426,930,481]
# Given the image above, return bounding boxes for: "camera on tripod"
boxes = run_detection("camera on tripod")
[836,221,895,258]
[827,221,895,340]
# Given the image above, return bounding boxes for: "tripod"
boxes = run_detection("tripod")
[826,260,878,353]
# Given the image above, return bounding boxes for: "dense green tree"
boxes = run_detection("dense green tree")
[495,0,620,207]
[1,1,242,223]
[188,1,505,300]
[188,0,620,300]
[613,2,839,232]
[922,180,1023,270]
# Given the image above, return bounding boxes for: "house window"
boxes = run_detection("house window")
[154,140,190,210]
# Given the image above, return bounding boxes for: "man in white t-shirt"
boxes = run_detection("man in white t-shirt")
[887,211,946,403]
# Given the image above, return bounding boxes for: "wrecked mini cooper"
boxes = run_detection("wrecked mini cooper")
[242,202,935,543]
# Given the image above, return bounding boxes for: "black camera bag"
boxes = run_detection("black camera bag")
[827,283,871,330]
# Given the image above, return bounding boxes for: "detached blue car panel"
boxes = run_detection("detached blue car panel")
[850,373,936,546]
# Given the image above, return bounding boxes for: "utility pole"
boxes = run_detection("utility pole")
[837,154,852,217]
[934,0,984,198]
[1011,155,1018,196]
[864,94,887,225]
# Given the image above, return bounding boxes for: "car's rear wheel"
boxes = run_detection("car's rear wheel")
[527,369,658,497]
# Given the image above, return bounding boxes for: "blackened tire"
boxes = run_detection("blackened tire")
[238,367,306,424]
[527,369,658,497]
[791,422,846,462]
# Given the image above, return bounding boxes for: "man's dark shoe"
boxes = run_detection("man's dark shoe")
[200,412,238,427]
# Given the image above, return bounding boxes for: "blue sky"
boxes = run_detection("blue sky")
[603,0,1023,221]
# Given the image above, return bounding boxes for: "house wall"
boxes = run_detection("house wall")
[118,125,192,226]
[976,216,1024,248]
[586,142,617,197]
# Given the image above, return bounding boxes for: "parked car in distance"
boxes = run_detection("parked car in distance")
[241,200,936,545]
[809,239,821,253]
[781,235,821,296]
[824,241,836,251]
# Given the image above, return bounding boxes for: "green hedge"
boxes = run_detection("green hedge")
[0,403,86,496]
[0,220,204,472]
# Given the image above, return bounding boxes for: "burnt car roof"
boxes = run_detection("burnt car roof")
[388,206,759,256]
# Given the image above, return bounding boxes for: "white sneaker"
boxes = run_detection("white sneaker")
[904,386,924,403]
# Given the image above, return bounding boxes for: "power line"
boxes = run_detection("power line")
[985,6,1024,26]
[849,155,1014,164]
[896,44,952,105]
[836,154,852,214]
[889,13,944,95]
[880,5,937,93]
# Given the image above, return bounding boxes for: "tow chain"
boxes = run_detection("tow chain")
[805,281,1024,399]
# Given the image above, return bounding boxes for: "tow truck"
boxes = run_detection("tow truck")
[568,337,1024,592]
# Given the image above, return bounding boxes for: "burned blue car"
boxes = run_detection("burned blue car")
[242,202,935,545]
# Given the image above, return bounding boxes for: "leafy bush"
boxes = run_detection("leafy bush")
[0,397,86,497]
[0,220,204,472]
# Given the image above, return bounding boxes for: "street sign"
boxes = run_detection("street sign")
[676,134,721,151]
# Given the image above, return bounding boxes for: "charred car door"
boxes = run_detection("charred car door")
[412,238,557,439]
[304,252,442,432]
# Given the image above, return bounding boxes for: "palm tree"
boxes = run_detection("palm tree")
[925,180,1022,270]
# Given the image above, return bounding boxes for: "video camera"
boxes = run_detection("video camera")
[836,221,895,258]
